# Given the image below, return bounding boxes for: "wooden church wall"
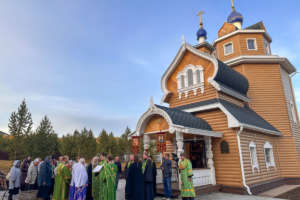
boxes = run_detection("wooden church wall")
[195,109,243,187]
[240,130,281,186]
[144,115,169,133]
[166,51,218,108]
[215,33,266,63]
[233,63,300,178]
[280,67,300,164]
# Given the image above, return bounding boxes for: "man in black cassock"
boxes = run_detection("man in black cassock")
[125,155,144,200]
[142,153,154,200]
[149,156,157,197]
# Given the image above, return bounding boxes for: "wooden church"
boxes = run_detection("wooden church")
[130,1,300,195]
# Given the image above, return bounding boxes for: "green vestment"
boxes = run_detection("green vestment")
[92,163,100,200]
[95,160,116,200]
[179,158,196,198]
[52,163,71,200]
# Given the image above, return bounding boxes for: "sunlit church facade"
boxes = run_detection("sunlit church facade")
[130,2,300,195]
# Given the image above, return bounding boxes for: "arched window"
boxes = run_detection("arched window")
[187,69,193,87]
[220,140,229,154]
[249,141,259,173]
[181,75,185,88]
[196,70,201,84]
[264,141,275,169]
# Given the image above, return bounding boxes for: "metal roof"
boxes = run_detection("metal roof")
[175,98,279,134]
[155,104,212,131]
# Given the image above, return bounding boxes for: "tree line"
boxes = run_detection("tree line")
[0,100,131,161]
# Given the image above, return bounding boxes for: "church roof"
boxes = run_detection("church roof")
[214,60,249,96]
[155,104,212,131]
[175,98,280,135]
[245,21,265,30]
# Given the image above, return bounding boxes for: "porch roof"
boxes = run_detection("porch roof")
[175,98,281,136]
[155,104,212,131]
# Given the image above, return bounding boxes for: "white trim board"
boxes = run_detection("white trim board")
[213,29,272,45]
[224,55,296,74]
[182,102,281,136]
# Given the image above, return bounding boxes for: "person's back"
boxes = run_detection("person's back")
[161,154,173,199]
[125,161,144,200]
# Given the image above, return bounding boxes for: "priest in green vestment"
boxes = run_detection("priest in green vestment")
[95,152,116,200]
[179,153,196,200]
[52,156,71,200]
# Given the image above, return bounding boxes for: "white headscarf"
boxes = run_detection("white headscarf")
[71,158,88,187]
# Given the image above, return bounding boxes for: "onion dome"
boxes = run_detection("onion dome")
[197,27,207,40]
[196,11,207,43]
[227,10,243,24]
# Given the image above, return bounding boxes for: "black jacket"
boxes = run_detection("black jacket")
[161,158,172,178]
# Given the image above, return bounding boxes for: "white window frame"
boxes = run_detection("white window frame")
[223,42,234,56]
[264,141,275,169]
[176,64,205,99]
[249,141,259,173]
[246,38,257,51]
[290,100,298,124]
[264,38,271,55]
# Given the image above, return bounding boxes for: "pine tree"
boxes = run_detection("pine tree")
[119,127,131,156]
[30,116,59,158]
[97,129,109,154]
[8,99,33,159]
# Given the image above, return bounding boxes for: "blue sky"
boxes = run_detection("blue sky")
[0,0,299,136]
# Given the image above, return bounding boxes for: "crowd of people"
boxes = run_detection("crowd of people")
[6,151,196,200]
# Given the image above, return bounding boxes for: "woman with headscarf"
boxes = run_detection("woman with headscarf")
[20,156,31,191]
[87,156,99,200]
[37,156,53,200]
[69,158,88,200]
[25,158,39,190]
[8,160,21,200]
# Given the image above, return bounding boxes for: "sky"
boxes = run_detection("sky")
[0,0,299,137]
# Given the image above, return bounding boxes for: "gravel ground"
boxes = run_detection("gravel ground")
[0,181,285,200]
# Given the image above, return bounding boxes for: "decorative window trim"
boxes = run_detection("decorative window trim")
[223,42,234,56]
[264,38,271,55]
[176,64,205,99]
[290,100,297,124]
[246,38,257,51]
[249,141,259,173]
[264,141,275,169]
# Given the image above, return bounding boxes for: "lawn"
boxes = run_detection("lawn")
[0,160,12,174]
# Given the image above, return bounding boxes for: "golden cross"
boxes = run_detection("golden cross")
[230,0,235,10]
[197,11,204,27]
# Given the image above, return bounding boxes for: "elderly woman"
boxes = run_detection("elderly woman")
[37,156,53,200]
[8,160,21,200]
[69,158,88,200]
[25,158,40,190]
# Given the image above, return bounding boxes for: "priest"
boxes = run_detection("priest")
[95,152,115,200]
[142,152,154,200]
[52,156,71,200]
[125,155,144,200]
[178,152,196,200]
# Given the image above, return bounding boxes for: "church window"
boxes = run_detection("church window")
[187,69,194,87]
[264,39,271,55]
[196,70,201,84]
[176,65,205,99]
[264,141,275,169]
[220,140,229,154]
[247,38,257,50]
[224,42,233,55]
[290,100,297,124]
[181,75,185,88]
[249,141,259,173]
